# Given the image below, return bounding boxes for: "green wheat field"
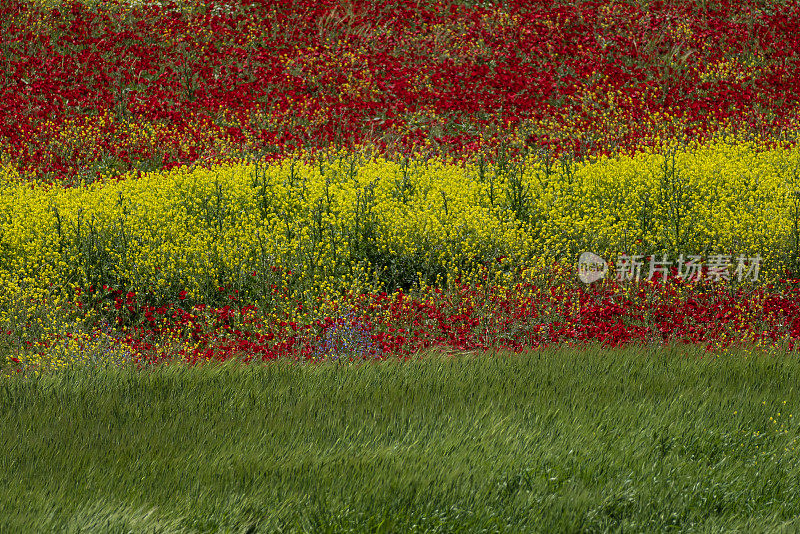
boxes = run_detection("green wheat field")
[3,345,800,532]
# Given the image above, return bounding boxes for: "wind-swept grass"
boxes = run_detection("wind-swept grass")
[3,343,800,532]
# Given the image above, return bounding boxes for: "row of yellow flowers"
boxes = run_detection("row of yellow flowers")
[2,134,800,333]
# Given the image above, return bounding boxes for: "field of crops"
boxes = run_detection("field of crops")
[3,0,800,530]
[2,0,800,373]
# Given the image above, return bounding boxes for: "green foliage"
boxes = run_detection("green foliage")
[3,345,800,532]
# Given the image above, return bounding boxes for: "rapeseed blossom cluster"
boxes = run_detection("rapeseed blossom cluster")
[1,137,799,326]
[3,136,800,371]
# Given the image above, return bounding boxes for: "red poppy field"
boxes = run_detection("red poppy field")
[2,0,800,372]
